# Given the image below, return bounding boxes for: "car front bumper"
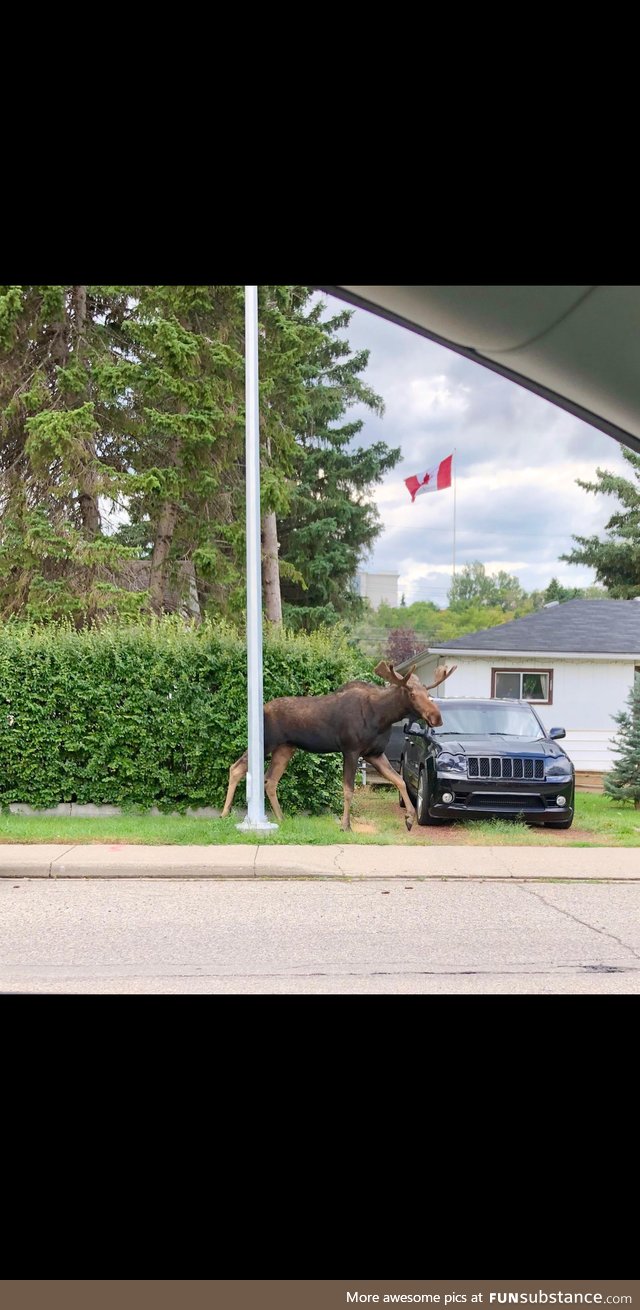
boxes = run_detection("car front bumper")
[430,775,575,822]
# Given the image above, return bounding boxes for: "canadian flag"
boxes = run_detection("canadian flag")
[404,453,453,502]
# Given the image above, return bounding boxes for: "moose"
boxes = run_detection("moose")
[221,661,457,831]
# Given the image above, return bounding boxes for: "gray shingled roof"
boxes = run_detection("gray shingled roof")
[428,599,640,655]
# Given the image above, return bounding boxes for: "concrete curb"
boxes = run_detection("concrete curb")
[0,844,638,881]
[6,804,222,818]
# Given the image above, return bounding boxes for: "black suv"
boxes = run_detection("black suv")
[399,697,575,828]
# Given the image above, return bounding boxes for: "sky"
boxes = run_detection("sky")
[325,292,631,609]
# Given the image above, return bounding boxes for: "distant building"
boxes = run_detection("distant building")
[357,571,399,611]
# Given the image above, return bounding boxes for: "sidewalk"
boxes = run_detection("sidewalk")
[0,844,638,880]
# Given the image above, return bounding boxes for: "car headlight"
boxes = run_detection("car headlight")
[546,763,573,780]
[437,754,467,775]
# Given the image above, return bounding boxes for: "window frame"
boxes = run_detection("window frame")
[491,667,553,705]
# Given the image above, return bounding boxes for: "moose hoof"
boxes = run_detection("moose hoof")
[405,813,414,831]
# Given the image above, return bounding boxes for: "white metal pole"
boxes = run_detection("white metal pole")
[452,448,457,579]
[237,286,278,832]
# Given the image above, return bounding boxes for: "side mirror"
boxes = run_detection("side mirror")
[405,720,424,736]
[403,720,411,735]
[549,727,566,739]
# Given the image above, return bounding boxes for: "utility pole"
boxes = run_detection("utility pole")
[237,286,278,832]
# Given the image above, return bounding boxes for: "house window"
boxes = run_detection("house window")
[492,668,553,704]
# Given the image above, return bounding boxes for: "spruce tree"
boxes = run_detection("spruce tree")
[1,286,397,629]
[0,285,142,623]
[604,679,640,809]
[111,284,245,615]
[560,449,640,596]
[276,298,399,630]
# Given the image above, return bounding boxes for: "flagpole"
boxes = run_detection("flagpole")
[452,448,457,579]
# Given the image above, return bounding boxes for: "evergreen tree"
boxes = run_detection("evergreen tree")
[560,448,640,596]
[1,286,396,630]
[604,678,640,809]
[277,299,399,631]
[0,285,141,623]
[110,284,246,616]
[111,286,386,627]
[543,577,583,604]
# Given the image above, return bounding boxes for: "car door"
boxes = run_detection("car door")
[385,720,406,773]
[404,719,425,789]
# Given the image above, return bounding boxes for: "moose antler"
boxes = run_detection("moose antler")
[374,661,417,686]
[424,663,457,691]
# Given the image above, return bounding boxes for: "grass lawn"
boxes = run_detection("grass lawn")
[1,788,639,846]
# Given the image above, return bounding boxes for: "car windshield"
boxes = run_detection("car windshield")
[431,703,545,740]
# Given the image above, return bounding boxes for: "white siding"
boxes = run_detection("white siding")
[414,654,636,771]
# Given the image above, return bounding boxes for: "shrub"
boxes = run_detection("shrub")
[0,619,372,814]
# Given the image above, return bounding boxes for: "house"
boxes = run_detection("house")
[395,599,640,777]
[357,571,399,610]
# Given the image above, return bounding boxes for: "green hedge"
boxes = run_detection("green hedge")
[0,620,372,813]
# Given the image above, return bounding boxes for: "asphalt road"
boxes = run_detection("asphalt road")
[1,877,639,993]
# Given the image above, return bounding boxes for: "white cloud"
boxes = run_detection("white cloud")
[324,294,632,606]
[405,375,471,420]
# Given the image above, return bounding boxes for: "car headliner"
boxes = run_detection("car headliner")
[318,286,640,455]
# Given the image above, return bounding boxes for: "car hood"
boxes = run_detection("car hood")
[435,737,566,758]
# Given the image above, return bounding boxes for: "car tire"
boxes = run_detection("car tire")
[416,767,439,826]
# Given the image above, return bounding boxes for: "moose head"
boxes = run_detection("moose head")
[374,661,457,727]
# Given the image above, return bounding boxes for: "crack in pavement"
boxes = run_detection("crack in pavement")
[486,845,520,878]
[49,846,78,875]
[518,883,640,962]
[2,965,639,981]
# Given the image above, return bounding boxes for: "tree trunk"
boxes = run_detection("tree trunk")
[72,285,101,539]
[262,509,283,624]
[149,500,180,613]
[149,438,181,614]
[78,483,101,537]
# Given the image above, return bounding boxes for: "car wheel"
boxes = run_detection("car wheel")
[416,767,438,826]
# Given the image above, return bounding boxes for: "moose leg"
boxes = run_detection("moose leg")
[221,751,248,818]
[340,750,361,832]
[265,744,296,822]
[363,752,417,831]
